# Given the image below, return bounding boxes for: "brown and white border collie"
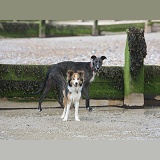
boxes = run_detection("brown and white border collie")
[61,70,84,121]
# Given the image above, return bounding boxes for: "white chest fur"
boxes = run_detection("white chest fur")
[68,86,82,101]
[90,71,96,82]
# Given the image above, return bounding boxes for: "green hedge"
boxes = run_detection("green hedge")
[0,64,159,101]
[0,22,92,38]
[99,23,144,33]
[46,25,92,36]
[0,21,145,38]
[144,66,160,96]
[0,22,39,38]
[0,64,124,100]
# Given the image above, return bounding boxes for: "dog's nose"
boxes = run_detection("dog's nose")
[96,67,100,70]
[96,65,100,70]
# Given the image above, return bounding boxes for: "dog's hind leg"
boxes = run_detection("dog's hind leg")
[57,89,65,108]
[82,84,93,111]
[55,76,67,108]
[38,81,53,112]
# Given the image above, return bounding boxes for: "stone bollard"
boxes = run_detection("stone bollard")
[39,20,46,38]
[124,27,147,107]
[92,20,99,36]
[145,20,152,33]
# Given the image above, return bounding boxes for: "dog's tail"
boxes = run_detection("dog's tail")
[30,82,45,95]
[30,70,50,95]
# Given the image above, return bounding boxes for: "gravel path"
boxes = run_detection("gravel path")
[0,33,160,66]
[1,106,160,140]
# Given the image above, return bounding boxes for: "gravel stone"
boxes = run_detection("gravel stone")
[0,33,160,66]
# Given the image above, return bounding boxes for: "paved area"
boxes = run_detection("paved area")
[0,99,160,140]
[52,20,147,26]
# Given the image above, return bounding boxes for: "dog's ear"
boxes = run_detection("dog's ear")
[67,70,74,77]
[101,56,107,60]
[77,70,84,78]
[91,55,96,60]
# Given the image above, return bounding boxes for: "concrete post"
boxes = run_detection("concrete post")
[145,20,152,33]
[39,20,46,38]
[92,20,99,36]
[124,27,147,107]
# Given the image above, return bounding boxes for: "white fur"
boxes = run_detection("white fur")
[90,71,96,82]
[62,85,83,121]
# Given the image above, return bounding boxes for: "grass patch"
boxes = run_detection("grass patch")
[46,25,92,36]
[99,23,144,32]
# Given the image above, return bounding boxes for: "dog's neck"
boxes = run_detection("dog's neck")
[90,62,96,72]
[67,85,83,93]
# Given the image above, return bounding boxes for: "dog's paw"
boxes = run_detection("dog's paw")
[75,118,80,121]
[62,118,68,121]
[38,109,42,112]
[61,114,65,119]
[87,107,94,112]
[61,116,64,119]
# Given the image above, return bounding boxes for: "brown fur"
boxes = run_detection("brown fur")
[61,70,84,121]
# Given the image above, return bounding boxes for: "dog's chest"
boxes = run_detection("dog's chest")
[90,71,96,82]
[68,86,82,101]
[69,92,81,101]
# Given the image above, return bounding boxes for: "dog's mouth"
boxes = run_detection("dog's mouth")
[74,83,79,87]
[95,68,99,71]
[93,64,101,72]
[94,66,101,72]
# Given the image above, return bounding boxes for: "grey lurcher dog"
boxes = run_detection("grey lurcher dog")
[32,55,106,112]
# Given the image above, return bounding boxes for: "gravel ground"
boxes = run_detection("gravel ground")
[0,33,160,140]
[1,103,160,140]
[0,33,160,66]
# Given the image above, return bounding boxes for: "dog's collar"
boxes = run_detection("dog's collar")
[90,62,96,72]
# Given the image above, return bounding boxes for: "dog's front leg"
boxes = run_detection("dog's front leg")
[75,101,80,121]
[61,107,66,119]
[63,101,71,121]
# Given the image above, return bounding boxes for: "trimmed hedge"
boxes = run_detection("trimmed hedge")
[0,64,124,100]
[0,64,160,101]
[98,23,144,33]
[0,22,39,38]
[46,24,92,36]
[144,66,160,96]
[0,21,145,38]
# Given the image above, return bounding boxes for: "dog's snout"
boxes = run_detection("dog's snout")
[96,64,100,70]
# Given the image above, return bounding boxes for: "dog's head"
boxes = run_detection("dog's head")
[67,70,84,87]
[90,55,107,72]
